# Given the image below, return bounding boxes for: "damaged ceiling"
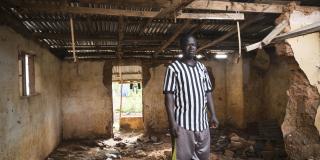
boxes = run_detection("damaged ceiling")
[0,0,319,60]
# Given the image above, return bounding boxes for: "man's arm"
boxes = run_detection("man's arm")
[206,92,219,128]
[165,93,178,137]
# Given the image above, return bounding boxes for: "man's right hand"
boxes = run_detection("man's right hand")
[170,124,179,138]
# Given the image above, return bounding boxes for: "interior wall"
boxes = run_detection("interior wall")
[61,61,112,139]
[226,58,245,128]
[60,58,244,137]
[0,26,62,160]
[243,54,291,125]
[263,56,291,124]
[203,60,227,125]
[142,61,169,133]
[243,57,264,123]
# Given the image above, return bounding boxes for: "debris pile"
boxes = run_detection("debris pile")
[48,121,287,160]
[211,121,287,160]
[47,132,172,160]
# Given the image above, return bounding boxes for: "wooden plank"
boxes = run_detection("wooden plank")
[197,16,264,52]
[139,0,194,35]
[273,21,320,42]
[14,2,246,20]
[261,20,288,45]
[177,13,244,20]
[245,42,262,52]
[19,4,158,17]
[69,17,77,62]
[156,20,192,55]
[186,0,320,13]
[156,0,195,18]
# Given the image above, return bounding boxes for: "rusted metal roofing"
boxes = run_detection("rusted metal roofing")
[0,0,289,60]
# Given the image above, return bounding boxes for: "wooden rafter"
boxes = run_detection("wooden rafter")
[34,32,261,42]
[186,0,320,13]
[11,2,245,20]
[262,20,289,45]
[155,20,191,56]
[117,16,124,59]
[56,40,257,48]
[69,17,77,62]
[197,16,264,52]
[177,13,244,20]
[156,0,195,18]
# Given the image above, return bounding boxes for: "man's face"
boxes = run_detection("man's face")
[182,36,197,59]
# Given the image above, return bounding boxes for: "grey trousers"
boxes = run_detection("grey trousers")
[172,126,210,160]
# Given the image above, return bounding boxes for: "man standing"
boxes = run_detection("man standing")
[163,33,219,160]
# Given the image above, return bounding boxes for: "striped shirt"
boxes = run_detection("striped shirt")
[163,59,213,132]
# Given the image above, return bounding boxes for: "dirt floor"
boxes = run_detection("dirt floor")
[47,124,287,160]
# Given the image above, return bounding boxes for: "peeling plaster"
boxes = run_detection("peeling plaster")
[286,10,320,134]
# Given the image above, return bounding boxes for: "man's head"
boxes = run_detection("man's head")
[180,33,197,59]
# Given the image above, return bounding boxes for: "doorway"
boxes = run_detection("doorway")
[112,65,143,133]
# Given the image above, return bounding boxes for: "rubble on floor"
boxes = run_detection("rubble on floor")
[47,132,172,160]
[47,123,287,160]
[211,121,287,160]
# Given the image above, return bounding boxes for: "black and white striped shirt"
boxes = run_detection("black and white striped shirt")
[163,60,213,132]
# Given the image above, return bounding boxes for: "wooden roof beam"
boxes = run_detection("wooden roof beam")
[186,0,320,13]
[156,0,195,18]
[35,32,261,42]
[11,2,244,20]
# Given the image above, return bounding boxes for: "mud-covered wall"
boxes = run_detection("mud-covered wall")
[203,60,227,125]
[262,56,291,124]
[142,61,169,133]
[243,57,264,123]
[0,26,62,160]
[243,54,290,125]
[61,61,112,139]
[60,58,244,137]
[226,58,245,128]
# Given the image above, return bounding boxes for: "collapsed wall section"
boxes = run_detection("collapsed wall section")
[275,9,320,159]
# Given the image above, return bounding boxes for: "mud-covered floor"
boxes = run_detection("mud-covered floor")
[47,123,287,160]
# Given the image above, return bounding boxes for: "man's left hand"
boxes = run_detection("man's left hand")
[210,117,219,128]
